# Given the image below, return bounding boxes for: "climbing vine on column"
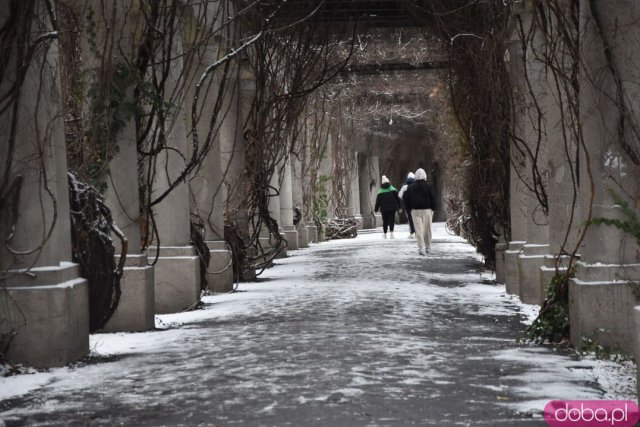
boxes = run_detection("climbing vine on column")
[222,7,357,275]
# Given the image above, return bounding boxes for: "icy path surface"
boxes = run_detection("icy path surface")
[0,223,636,426]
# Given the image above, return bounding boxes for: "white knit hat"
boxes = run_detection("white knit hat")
[415,168,427,180]
[407,172,415,180]
[381,175,389,184]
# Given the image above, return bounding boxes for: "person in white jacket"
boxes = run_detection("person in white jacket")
[398,172,416,238]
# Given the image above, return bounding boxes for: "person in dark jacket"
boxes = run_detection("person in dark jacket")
[404,168,436,255]
[398,171,416,239]
[374,175,401,239]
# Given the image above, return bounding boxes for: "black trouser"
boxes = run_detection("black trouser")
[407,208,415,233]
[382,210,396,233]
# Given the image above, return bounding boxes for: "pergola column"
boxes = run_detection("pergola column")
[358,153,381,229]
[0,2,88,367]
[516,9,550,305]
[300,139,318,244]
[347,151,363,229]
[267,167,287,257]
[217,69,257,280]
[148,30,200,313]
[570,0,640,355]
[318,133,336,223]
[187,39,233,292]
[97,0,154,332]
[502,38,529,296]
[291,153,309,248]
[279,157,299,250]
[538,0,581,306]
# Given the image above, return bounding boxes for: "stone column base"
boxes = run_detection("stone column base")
[102,254,155,333]
[239,245,258,281]
[494,242,507,284]
[360,214,375,230]
[539,255,575,306]
[296,224,309,249]
[569,261,640,355]
[374,213,382,229]
[148,246,200,314]
[256,236,275,269]
[354,214,364,230]
[205,241,233,293]
[504,241,526,296]
[282,226,299,250]
[277,232,288,258]
[518,244,550,305]
[306,222,317,244]
[1,263,89,368]
[540,256,560,301]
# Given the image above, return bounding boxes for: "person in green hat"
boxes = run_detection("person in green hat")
[374,175,401,239]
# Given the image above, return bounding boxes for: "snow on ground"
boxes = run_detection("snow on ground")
[0,223,636,426]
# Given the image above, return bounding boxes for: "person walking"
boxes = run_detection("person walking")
[374,175,401,239]
[398,171,416,239]
[404,168,436,255]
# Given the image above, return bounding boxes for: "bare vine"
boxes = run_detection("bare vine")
[221,8,358,276]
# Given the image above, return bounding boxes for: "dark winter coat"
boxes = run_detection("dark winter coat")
[374,183,401,213]
[404,180,437,211]
[398,177,415,210]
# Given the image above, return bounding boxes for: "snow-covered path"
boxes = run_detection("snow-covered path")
[0,223,636,426]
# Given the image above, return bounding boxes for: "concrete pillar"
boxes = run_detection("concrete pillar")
[102,254,155,332]
[0,2,88,367]
[569,263,640,355]
[569,0,640,355]
[186,41,233,293]
[503,39,530,294]
[254,168,285,260]
[504,241,526,295]
[90,0,155,332]
[217,68,256,280]
[318,134,336,221]
[370,156,383,227]
[504,112,531,296]
[300,136,318,246]
[268,170,282,228]
[268,168,287,257]
[504,163,528,294]
[515,10,550,305]
[358,153,379,229]
[494,239,507,285]
[347,151,363,229]
[296,219,309,249]
[306,221,318,244]
[291,153,309,248]
[518,238,551,306]
[279,157,299,250]
[539,0,581,303]
[502,11,551,301]
[149,31,200,313]
[219,74,248,273]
